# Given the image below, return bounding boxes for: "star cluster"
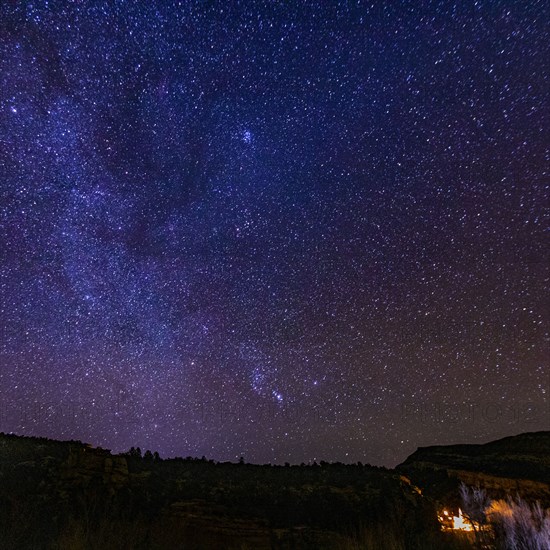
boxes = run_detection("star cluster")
[0,1,547,465]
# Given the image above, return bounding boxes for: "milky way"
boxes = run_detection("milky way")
[0,2,548,466]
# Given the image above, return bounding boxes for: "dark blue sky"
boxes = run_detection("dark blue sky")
[0,1,547,466]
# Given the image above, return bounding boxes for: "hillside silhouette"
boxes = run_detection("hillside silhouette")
[0,431,548,549]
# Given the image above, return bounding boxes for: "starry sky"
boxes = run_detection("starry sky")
[0,1,548,466]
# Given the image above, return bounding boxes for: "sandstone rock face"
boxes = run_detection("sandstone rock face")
[397,431,550,505]
[448,469,550,502]
[59,446,129,494]
[104,455,129,485]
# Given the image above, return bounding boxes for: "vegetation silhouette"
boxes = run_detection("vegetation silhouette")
[0,431,548,549]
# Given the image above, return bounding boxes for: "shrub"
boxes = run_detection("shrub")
[486,496,550,550]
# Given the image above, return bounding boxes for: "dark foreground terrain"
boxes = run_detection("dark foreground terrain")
[0,431,548,549]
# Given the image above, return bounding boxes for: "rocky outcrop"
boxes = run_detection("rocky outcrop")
[59,446,129,495]
[448,468,550,502]
[397,431,550,505]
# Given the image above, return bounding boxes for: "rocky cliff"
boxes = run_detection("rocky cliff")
[397,431,550,506]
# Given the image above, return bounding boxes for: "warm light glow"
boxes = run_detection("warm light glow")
[439,508,475,532]
[452,509,473,531]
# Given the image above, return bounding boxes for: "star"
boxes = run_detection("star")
[0,0,546,466]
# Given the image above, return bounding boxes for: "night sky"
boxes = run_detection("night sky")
[0,1,548,467]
